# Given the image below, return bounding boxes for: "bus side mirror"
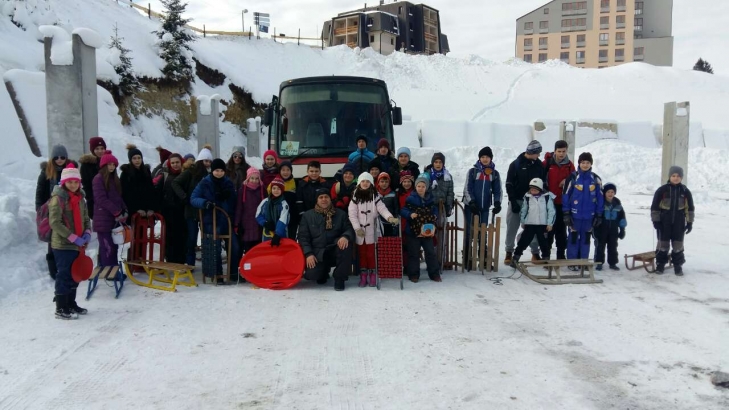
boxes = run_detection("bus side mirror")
[282,117,289,135]
[392,107,402,125]
[262,106,273,126]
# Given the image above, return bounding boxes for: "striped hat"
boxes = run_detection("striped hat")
[60,163,81,184]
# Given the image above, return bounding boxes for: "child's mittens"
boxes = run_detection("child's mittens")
[356,228,366,238]
[619,228,625,240]
[204,201,215,210]
[68,234,86,247]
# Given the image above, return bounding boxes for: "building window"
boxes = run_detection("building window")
[616,31,625,44]
[409,22,414,31]
[561,35,570,47]
[615,48,624,58]
[408,6,413,16]
[576,50,585,63]
[617,0,626,6]
[391,37,394,45]
[540,21,548,29]
[524,38,533,46]
[560,52,569,62]
[616,15,626,27]
[577,34,585,42]
[635,17,643,31]
[599,49,608,62]
[599,33,609,45]
[601,0,610,10]
[634,47,644,56]
[600,16,609,28]
[398,6,402,15]
[539,53,547,62]
[367,18,373,26]
[562,2,587,12]
[524,22,533,30]
[635,1,643,15]
[544,8,549,14]
[539,37,548,48]
[524,54,533,63]
[561,18,587,30]
[370,35,374,42]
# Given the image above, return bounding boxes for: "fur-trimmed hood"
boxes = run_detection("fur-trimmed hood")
[79,153,98,164]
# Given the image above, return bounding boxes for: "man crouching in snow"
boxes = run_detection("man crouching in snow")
[297,188,355,291]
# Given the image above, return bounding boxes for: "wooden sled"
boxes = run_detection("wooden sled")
[624,251,672,273]
[468,215,501,273]
[515,259,603,285]
[123,260,198,292]
[86,265,125,300]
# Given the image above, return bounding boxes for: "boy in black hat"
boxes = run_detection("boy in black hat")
[593,182,626,271]
[347,135,375,175]
[651,166,695,275]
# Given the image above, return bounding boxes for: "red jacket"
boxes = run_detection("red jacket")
[398,188,413,233]
[543,152,575,205]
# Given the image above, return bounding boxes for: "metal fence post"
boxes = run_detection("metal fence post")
[298,29,300,45]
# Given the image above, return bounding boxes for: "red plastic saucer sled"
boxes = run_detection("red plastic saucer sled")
[239,239,304,290]
[71,246,94,282]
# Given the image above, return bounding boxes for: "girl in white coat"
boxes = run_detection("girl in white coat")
[349,172,399,287]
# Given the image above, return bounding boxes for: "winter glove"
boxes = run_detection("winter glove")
[115,211,128,223]
[264,221,276,232]
[618,228,625,240]
[68,234,86,247]
[563,214,573,228]
[492,202,501,215]
[356,228,366,238]
[593,216,603,228]
[81,231,92,244]
[685,223,692,234]
[468,202,479,214]
[387,217,399,225]
[511,201,521,214]
[270,234,281,247]
[204,201,215,210]
[653,221,661,230]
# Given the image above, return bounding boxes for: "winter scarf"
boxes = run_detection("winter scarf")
[68,190,84,236]
[429,166,446,188]
[377,184,391,197]
[315,203,336,230]
[266,195,284,225]
[245,177,260,190]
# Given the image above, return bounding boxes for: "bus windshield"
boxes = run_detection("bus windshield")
[276,82,394,157]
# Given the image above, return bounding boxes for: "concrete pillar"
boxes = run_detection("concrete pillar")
[662,102,690,184]
[246,118,260,157]
[43,29,100,161]
[559,121,576,161]
[197,95,221,158]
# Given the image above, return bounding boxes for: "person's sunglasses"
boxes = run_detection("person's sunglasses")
[53,156,67,161]
[233,154,243,159]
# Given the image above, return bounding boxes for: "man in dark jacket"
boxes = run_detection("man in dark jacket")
[543,140,575,259]
[297,188,354,291]
[504,140,545,264]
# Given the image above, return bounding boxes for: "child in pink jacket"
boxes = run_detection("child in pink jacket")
[348,172,399,287]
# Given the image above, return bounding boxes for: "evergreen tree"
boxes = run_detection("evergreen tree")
[154,0,195,82]
[109,24,140,96]
[693,58,714,74]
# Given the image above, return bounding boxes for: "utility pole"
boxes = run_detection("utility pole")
[242,9,248,33]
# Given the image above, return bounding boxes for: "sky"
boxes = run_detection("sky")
[144,0,729,74]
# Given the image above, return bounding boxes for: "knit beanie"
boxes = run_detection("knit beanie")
[555,140,569,150]
[157,146,172,163]
[431,152,445,165]
[246,167,260,179]
[603,182,617,195]
[211,158,226,172]
[269,177,285,192]
[315,187,331,198]
[51,144,68,159]
[526,140,542,155]
[197,146,214,162]
[578,152,593,164]
[356,135,368,144]
[415,172,430,187]
[59,163,81,184]
[184,153,195,162]
[377,172,390,183]
[89,136,106,152]
[377,138,390,151]
[668,165,684,179]
[396,147,411,158]
[342,162,357,176]
[263,149,278,162]
[357,172,374,185]
[99,150,119,168]
[478,146,493,159]
[399,170,414,183]
[126,144,143,162]
[279,160,293,173]
[232,146,246,157]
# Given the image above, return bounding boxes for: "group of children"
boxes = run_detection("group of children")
[39,136,695,318]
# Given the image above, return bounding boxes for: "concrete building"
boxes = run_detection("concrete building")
[322,1,449,55]
[515,0,673,68]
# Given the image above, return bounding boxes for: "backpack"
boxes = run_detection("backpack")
[36,198,65,243]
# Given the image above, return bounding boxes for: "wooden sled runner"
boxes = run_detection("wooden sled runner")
[86,265,125,300]
[467,215,501,273]
[624,251,673,273]
[515,259,603,285]
[123,260,198,292]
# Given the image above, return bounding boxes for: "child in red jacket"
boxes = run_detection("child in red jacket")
[543,140,575,259]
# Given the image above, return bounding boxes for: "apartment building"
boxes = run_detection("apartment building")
[322,1,449,55]
[515,0,673,68]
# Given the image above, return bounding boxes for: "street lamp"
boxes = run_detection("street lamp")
[242,9,248,33]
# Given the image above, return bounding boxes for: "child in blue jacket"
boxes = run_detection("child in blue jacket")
[400,174,441,283]
[562,153,604,266]
[347,135,375,174]
[256,177,290,247]
[594,183,626,271]
[191,159,238,281]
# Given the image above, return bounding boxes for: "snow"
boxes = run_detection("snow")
[161,32,173,42]
[71,27,103,48]
[38,25,73,65]
[196,93,221,115]
[1,1,729,407]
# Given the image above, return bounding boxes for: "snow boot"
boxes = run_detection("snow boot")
[655,263,666,274]
[531,254,542,263]
[429,274,442,282]
[556,249,566,260]
[46,252,57,280]
[358,272,367,287]
[409,276,419,283]
[69,289,87,315]
[504,251,513,266]
[671,251,685,276]
[609,264,620,271]
[509,254,521,269]
[595,264,603,271]
[334,279,345,291]
[368,270,377,287]
[54,294,78,320]
[674,265,684,276]
[655,250,669,274]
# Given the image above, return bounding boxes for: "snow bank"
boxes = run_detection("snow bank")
[38,25,72,65]
[71,27,103,48]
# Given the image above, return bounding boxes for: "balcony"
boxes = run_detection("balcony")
[615,55,624,62]
[617,22,626,28]
[524,28,533,35]
[599,56,608,63]
[334,26,358,35]
[617,5,626,12]
[424,17,438,27]
[560,57,569,63]
[424,32,438,42]
[539,28,549,34]
[576,57,585,64]
[539,44,548,50]
[562,9,587,16]
[346,42,357,48]
[561,25,586,32]
[601,7,610,13]
[634,54,644,61]
[600,23,610,30]
[635,9,643,15]
[634,25,643,32]
[576,41,585,47]
[599,40,609,46]
[561,42,570,49]
[616,39,625,45]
